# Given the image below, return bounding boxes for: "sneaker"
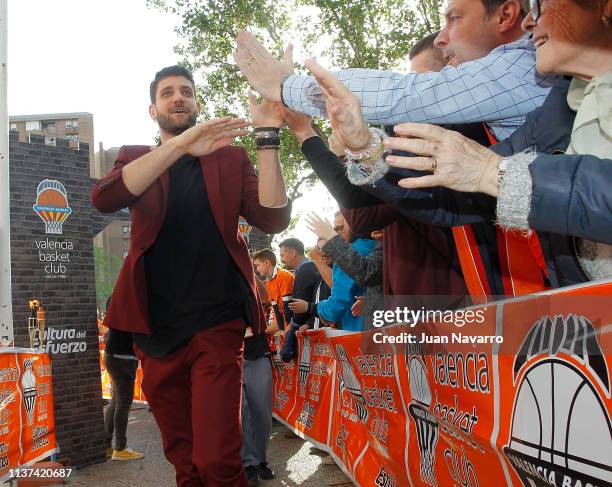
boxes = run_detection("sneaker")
[245,465,259,486]
[111,447,145,461]
[258,462,275,480]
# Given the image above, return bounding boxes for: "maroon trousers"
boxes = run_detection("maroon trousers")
[135,319,248,487]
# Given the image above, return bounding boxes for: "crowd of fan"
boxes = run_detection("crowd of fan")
[95,0,610,485]
[240,0,611,483]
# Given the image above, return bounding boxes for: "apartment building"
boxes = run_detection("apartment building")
[9,112,95,166]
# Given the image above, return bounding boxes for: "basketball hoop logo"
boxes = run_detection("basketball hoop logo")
[298,336,312,398]
[336,344,368,423]
[503,314,612,487]
[21,358,38,426]
[33,179,72,234]
[406,343,439,487]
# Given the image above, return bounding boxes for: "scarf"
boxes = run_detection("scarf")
[566,71,612,280]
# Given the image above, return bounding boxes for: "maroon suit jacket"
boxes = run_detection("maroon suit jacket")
[91,145,291,336]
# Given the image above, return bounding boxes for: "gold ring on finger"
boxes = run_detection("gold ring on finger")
[431,158,438,173]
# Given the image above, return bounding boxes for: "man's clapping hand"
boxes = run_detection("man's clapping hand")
[171,117,250,157]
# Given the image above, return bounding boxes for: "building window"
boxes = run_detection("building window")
[122,224,131,233]
[65,119,79,129]
[9,123,17,131]
[41,120,56,130]
[25,121,41,131]
[65,135,79,141]
[123,239,130,251]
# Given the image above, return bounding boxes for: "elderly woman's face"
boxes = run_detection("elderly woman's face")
[522,0,610,77]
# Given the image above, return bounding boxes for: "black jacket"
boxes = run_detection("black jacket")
[291,259,321,326]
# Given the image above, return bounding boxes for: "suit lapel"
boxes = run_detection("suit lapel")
[200,154,225,236]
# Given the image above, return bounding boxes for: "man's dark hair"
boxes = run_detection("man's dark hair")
[279,238,305,255]
[409,31,441,60]
[252,248,277,266]
[150,65,195,103]
[482,0,527,15]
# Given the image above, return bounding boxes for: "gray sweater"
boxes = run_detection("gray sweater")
[322,236,383,330]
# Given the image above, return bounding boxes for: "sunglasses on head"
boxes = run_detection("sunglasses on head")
[529,0,542,22]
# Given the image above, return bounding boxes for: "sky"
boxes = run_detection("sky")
[6,0,336,247]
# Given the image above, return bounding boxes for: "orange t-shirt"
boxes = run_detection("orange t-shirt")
[265,266,294,330]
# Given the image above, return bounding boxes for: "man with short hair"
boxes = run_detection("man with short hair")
[252,248,294,331]
[235,0,553,141]
[92,65,290,487]
[278,238,320,328]
[408,31,446,73]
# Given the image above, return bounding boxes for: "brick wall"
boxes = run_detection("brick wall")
[9,131,106,467]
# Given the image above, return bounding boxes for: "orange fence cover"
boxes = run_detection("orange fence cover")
[0,350,56,481]
[272,283,612,487]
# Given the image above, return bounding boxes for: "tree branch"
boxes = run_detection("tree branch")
[289,171,314,201]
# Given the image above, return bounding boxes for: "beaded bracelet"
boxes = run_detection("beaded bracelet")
[256,145,280,151]
[344,128,385,163]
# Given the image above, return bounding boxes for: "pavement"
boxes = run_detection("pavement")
[59,405,355,487]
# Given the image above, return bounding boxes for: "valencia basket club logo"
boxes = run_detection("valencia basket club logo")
[503,314,612,487]
[33,179,72,234]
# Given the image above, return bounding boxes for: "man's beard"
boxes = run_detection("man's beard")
[156,111,198,136]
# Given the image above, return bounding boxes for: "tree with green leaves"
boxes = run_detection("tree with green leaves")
[147,0,443,202]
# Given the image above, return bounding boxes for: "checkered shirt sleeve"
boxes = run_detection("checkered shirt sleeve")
[282,35,556,140]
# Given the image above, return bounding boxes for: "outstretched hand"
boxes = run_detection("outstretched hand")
[304,58,370,151]
[234,31,294,102]
[282,107,316,145]
[384,123,502,196]
[305,212,337,241]
[173,117,250,157]
[247,92,284,129]
[288,298,308,314]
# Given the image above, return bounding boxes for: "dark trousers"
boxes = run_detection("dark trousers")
[241,356,272,467]
[135,319,248,487]
[104,354,138,450]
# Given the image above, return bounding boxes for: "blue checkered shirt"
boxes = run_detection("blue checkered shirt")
[282,35,557,140]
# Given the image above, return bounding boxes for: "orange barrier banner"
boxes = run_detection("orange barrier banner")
[273,331,336,447]
[0,349,56,481]
[329,329,411,486]
[273,282,612,487]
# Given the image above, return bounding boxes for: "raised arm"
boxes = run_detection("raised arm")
[123,117,249,196]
